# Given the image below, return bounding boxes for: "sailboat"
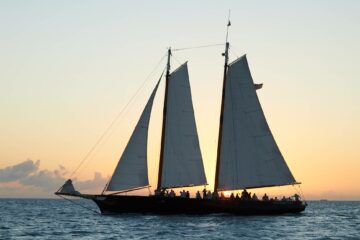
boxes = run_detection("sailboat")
[56,22,307,215]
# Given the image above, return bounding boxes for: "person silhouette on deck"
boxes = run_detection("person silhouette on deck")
[252,193,258,201]
[169,189,175,198]
[207,190,212,199]
[180,190,186,198]
[196,191,201,199]
[241,189,249,200]
[202,188,207,199]
[294,194,300,202]
[262,193,269,201]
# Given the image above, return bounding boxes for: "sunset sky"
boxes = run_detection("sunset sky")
[1,0,359,199]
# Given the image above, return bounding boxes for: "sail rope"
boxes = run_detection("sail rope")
[294,184,307,203]
[57,195,101,215]
[229,46,240,58]
[228,44,244,58]
[172,43,224,52]
[69,53,167,179]
[171,53,185,66]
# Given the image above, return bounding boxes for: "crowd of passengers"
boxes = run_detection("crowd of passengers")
[155,188,301,201]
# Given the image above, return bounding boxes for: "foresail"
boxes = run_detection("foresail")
[106,80,160,192]
[160,63,207,188]
[56,179,80,196]
[217,55,296,191]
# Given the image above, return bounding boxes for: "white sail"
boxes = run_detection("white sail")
[160,63,207,188]
[106,80,160,192]
[217,55,296,190]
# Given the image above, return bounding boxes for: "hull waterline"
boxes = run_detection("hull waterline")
[92,195,306,215]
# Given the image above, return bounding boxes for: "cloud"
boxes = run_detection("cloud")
[0,159,107,195]
[0,159,40,182]
[76,172,107,190]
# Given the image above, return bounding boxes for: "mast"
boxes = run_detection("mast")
[157,47,171,190]
[214,20,231,192]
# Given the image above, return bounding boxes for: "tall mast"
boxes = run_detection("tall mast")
[157,48,171,190]
[214,19,231,191]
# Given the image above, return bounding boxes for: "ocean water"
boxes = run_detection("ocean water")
[0,199,359,239]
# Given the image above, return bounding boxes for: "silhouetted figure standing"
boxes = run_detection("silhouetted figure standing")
[230,192,234,199]
[202,188,207,199]
[262,193,269,201]
[196,191,201,199]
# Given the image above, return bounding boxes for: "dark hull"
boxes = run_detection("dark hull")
[92,195,306,215]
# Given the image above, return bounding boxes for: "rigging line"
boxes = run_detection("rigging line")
[70,53,167,179]
[225,9,231,43]
[74,61,166,180]
[297,184,307,202]
[172,43,224,51]
[171,53,184,66]
[77,66,166,187]
[229,47,239,58]
[57,195,100,215]
[78,67,167,180]
[229,44,243,56]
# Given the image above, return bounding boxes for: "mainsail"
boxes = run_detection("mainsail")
[106,80,160,192]
[160,63,207,188]
[217,55,296,191]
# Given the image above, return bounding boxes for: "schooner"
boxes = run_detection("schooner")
[56,21,306,215]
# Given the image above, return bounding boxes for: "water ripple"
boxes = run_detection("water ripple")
[0,200,359,239]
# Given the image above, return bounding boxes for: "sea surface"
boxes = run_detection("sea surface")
[0,199,359,239]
